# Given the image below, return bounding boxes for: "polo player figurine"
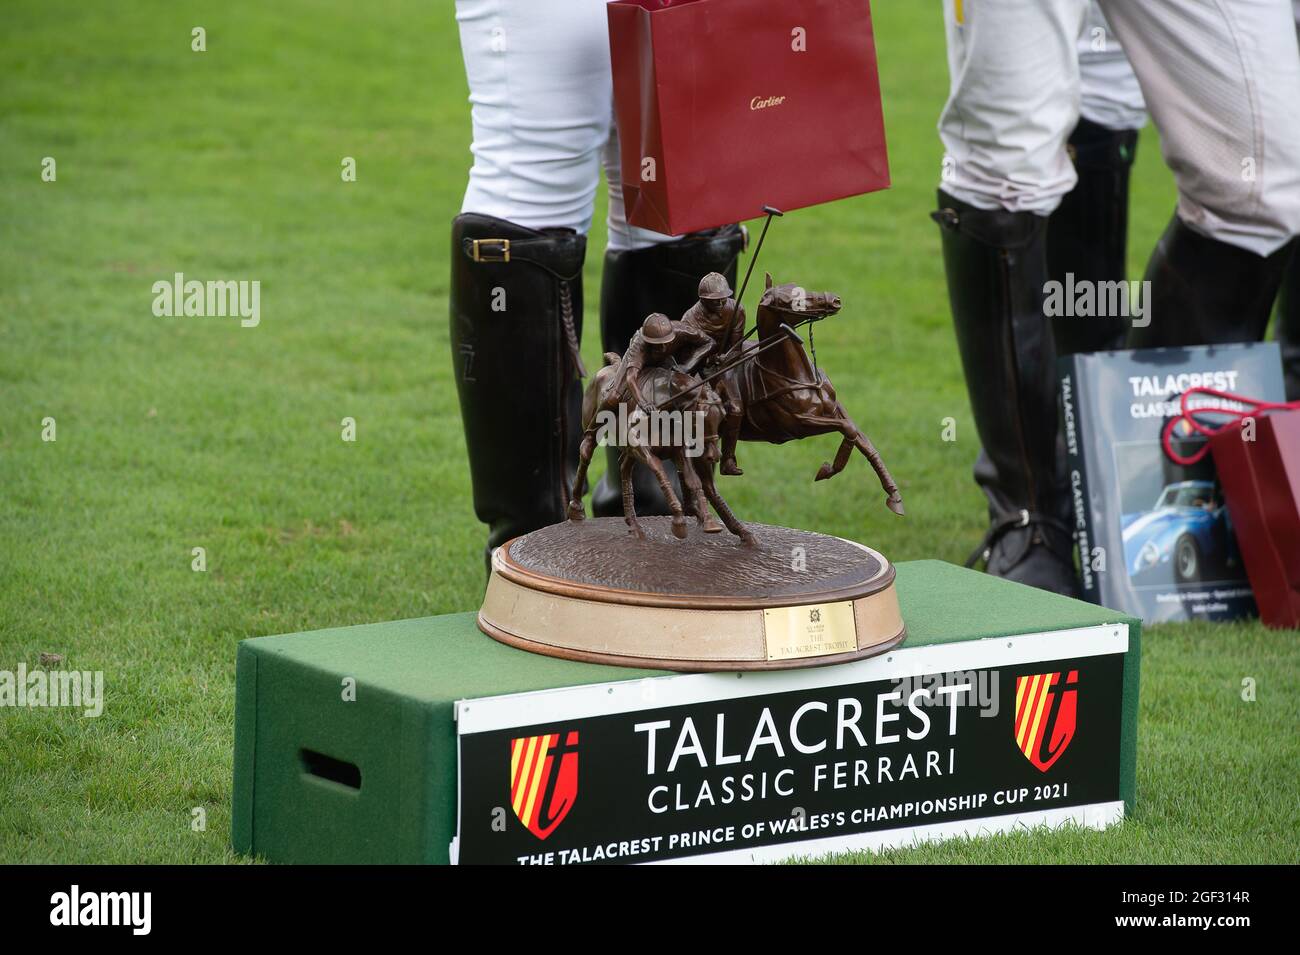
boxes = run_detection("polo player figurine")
[679,272,747,475]
[570,313,742,541]
[600,312,709,416]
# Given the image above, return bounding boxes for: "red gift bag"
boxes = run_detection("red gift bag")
[1163,388,1300,629]
[608,0,890,235]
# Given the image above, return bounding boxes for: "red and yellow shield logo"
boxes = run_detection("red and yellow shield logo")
[510,730,579,840]
[1013,670,1078,772]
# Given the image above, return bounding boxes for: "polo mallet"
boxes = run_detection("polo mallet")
[657,322,803,409]
[731,205,784,338]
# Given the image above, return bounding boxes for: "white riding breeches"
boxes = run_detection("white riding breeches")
[939,0,1300,255]
[453,0,673,251]
[1078,2,1146,132]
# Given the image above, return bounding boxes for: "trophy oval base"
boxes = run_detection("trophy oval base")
[478,517,905,672]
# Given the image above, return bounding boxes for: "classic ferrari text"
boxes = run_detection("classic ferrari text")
[633,684,970,814]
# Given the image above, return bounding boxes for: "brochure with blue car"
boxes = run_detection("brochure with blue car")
[1059,342,1284,623]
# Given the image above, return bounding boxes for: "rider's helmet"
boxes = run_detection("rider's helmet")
[698,272,733,301]
[641,313,675,345]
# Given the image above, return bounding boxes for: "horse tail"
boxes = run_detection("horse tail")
[582,366,614,432]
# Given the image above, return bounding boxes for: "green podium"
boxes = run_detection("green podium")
[232,560,1140,865]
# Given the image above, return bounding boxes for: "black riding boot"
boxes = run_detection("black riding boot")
[1047,117,1138,357]
[449,213,586,568]
[591,225,746,517]
[932,191,1078,596]
[1128,215,1294,348]
[1274,249,1300,401]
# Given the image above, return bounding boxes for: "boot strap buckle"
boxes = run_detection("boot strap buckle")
[930,208,960,231]
[469,238,511,262]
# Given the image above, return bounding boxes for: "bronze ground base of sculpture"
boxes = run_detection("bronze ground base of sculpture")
[478,517,905,672]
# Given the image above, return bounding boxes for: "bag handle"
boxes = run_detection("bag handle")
[1161,386,1300,466]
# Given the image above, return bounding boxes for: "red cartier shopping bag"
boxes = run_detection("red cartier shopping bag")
[607,0,890,235]
[1163,388,1300,629]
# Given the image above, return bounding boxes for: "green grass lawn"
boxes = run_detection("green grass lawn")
[1,0,1296,864]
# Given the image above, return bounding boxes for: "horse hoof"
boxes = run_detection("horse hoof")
[567,502,585,522]
[671,517,689,540]
[815,463,833,481]
[720,460,744,476]
[739,531,757,546]
[701,517,724,534]
[886,492,905,516]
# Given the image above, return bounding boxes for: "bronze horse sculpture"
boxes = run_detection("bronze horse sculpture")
[567,365,754,543]
[566,272,903,542]
[732,273,904,515]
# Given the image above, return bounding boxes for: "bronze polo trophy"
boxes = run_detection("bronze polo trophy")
[478,211,906,671]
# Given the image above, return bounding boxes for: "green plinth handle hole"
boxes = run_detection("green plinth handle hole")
[300,749,362,791]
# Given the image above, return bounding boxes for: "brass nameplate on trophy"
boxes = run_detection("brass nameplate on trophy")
[763,601,857,661]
